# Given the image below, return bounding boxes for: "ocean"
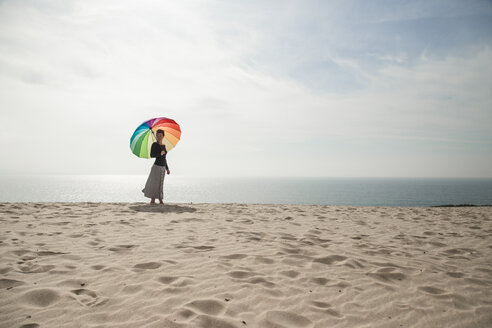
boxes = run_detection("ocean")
[0,175,491,207]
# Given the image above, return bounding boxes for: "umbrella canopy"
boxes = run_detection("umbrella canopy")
[130,117,181,159]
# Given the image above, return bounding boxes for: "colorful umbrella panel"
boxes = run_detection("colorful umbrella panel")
[130,117,181,159]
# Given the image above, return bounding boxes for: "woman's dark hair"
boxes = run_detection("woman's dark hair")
[156,129,165,136]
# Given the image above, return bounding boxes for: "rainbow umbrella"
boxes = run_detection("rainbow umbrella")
[130,117,181,159]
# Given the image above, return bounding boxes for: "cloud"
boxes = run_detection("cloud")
[0,0,491,177]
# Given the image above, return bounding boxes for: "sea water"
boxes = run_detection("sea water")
[0,175,491,207]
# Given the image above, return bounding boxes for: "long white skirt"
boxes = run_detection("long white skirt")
[142,164,166,199]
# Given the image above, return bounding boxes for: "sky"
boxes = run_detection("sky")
[1,0,491,178]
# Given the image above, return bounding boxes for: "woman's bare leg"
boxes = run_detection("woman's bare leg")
[150,198,156,204]
[159,199,164,204]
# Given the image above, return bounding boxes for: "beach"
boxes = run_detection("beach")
[0,202,491,328]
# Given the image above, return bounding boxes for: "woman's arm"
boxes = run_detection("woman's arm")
[163,145,170,172]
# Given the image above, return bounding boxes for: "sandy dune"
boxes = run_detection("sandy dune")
[0,202,491,328]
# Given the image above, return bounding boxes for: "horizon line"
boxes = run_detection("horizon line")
[1,173,492,179]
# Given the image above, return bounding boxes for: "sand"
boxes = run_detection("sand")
[0,202,491,328]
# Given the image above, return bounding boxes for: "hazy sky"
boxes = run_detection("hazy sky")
[1,0,491,177]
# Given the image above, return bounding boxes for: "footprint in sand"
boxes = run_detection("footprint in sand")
[190,314,239,328]
[70,288,107,307]
[0,278,25,289]
[109,244,137,252]
[313,255,347,265]
[157,276,194,288]
[20,324,40,328]
[72,288,97,298]
[310,301,332,308]
[281,247,302,255]
[221,254,248,260]
[158,276,180,284]
[37,251,66,256]
[133,262,162,270]
[367,267,406,283]
[174,278,195,287]
[279,270,300,278]
[185,299,226,316]
[443,248,478,257]
[280,233,297,241]
[309,301,343,317]
[21,289,60,307]
[254,256,275,264]
[122,284,144,294]
[12,249,31,257]
[227,271,258,279]
[56,279,87,288]
[446,271,465,278]
[262,311,313,328]
[344,259,365,269]
[418,286,446,295]
[311,277,330,285]
[247,277,276,288]
[192,245,215,252]
[17,263,55,274]
[174,308,197,321]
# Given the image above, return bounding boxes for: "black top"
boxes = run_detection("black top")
[150,142,169,169]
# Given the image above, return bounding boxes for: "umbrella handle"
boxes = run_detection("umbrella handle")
[150,129,157,143]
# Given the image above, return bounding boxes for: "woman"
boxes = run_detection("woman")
[142,129,171,204]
